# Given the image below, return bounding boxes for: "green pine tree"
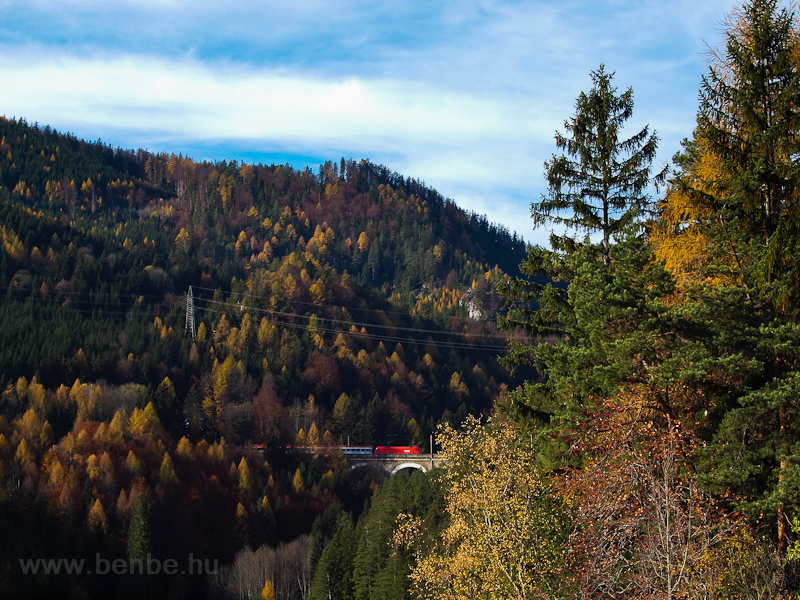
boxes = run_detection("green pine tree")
[696,0,800,303]
[661,0,800,559]
[307,514,357,600]
[127,496,151,562]
[536,64,663,265]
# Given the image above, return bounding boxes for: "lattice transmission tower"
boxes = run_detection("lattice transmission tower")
[185,286,196,340]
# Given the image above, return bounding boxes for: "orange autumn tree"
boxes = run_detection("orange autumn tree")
[559,386,775,600]
[650,140,737,290]
[652,0,800,302]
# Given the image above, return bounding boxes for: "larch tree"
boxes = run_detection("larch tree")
[698,0,800,293]
[261,580,276,600]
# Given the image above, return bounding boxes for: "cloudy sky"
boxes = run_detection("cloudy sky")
[0,0,742,245]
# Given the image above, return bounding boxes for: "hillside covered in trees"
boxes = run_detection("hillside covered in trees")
[0,113,529,598]
[8,0,800,599]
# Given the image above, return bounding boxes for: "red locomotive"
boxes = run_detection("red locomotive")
[374,446,420,454]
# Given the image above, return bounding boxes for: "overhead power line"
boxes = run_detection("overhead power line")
[193,296,508,342]
[192,296,510,352]
[188,283,477,319]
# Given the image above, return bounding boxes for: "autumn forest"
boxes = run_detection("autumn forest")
[3,0,800,599]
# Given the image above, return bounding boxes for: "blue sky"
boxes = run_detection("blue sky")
[0,0,743,245]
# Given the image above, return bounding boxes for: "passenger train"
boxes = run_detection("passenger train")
[345,446,420,455]
[282,445,421,455]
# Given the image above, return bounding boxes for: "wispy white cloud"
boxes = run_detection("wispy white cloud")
[0,50,522,142]
[0,0,747,244]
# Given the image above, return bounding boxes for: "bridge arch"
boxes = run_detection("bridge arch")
[390,462,427,475]
[347,460,430,476]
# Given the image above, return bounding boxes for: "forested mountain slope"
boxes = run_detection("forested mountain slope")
[0,115,530,598]
[0,115,528,443]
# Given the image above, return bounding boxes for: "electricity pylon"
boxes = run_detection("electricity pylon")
[185,286,196,340]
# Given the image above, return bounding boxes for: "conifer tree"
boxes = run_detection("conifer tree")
[292,468,305,493]
[261,580,276,600]
[238,457,252,493]
[127,496,151,561]
[536,64,663,265]
[697,0,800,298]
[499,67,665,412]
[653,0,800,559]
[87,498,108,534]
[158,452,178,492]
[308,514,357,600]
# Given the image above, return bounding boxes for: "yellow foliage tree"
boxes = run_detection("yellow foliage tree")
[238,457,252,492]
[334,333,352,361]
[307,422,320,447]
[128,402,161,437]
[234,502,249,546]
[322,429,335,446]
[400,416,566,600]
[174,228,190,254]
[214,315,230,347]
[128,409,147,437]
[0,434,10,461]
[283,273,297,300]
[295,428,307,446]
[207,439,227,463]
[176,436,192,458]
[49,460,65,486]
[15,438,34,467]
[650,140,737,289]
[94,422,109,444]
[17,408,43,447]
[76,429,90,451]
[213,355,240,405]
[109,411,125,443]
[158,452,178,489]
[99,452,114,481]
[86,454,100,481]
[261,580,276,600]
[87,498,108,533]
[357,231,370,253]
[28,376,45,410]
[448,372,468,398]
[310,279,325,305]
[125,450,143,476]
[292,468,305,493]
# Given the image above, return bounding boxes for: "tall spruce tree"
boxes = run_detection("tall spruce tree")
[499,67,665,414]
[536,64,663,266]
[697,0,800,296]
[307,514,358,600]
[663,0,800,559]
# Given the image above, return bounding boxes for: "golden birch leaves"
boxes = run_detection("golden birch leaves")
[403,416,566,600]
